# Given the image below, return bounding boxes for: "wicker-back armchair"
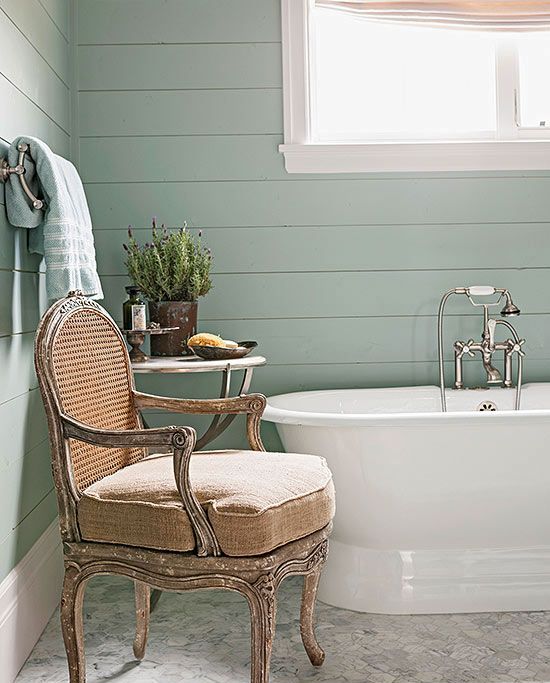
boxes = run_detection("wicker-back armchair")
[35,292,334,683]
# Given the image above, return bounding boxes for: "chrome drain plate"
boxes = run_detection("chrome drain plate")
[478,401,497,412]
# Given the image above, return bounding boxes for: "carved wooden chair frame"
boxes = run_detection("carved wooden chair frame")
[34,293,331,683]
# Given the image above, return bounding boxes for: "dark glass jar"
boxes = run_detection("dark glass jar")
[123,286,147,330]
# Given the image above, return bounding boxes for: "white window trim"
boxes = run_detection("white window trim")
[280,0,550,173]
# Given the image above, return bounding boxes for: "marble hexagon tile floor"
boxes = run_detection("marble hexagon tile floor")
[16,575,550,683]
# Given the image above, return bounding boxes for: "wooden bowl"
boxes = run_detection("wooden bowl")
[190,341,257,361]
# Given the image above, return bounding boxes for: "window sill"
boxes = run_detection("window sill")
[279,140,550,174]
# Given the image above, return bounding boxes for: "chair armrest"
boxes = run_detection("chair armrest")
[60,414,221,557]
[133,391,266,415]
[133,391,266,451]
[61,414,192,449]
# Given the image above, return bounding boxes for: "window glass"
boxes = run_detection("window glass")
[518,33,550,128]
[313,8,498,141]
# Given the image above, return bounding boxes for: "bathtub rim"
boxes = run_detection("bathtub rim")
[263,384,550,427]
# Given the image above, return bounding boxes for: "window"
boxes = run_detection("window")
[281,0,550,172]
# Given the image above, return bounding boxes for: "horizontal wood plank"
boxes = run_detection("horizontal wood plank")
[94,223,550,275]
[77,0,280,45]
[78,43,282,91]
[100,269,550,322]
[79,90,282,137]
[84,177,550,229]
[136,359,550,409]
[78,135,550,185]
[105,310,544,366]
[79,135,284,183]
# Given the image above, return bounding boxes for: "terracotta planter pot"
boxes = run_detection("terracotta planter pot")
[148,301,198,356]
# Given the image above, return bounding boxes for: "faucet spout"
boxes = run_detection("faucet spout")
[482,350,502,384]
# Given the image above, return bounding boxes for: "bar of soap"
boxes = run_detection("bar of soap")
[223,339,238,348]
[188,333,225,347]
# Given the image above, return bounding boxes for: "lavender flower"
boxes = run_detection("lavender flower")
[123,221,213,302]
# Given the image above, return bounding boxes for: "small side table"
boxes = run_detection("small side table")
[131,355,267,449]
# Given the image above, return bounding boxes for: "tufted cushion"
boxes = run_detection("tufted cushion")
[78,450,335,557]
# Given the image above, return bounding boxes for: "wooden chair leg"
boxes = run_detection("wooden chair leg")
[300,565,325,666]
[249,575,277,683]
[133,581,151,660]
[60,565,87,683]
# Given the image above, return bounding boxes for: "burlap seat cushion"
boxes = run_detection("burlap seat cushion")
[78,450,335,557]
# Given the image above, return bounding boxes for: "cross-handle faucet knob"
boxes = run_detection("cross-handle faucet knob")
[464,340,477,357]
[507,338,526,357]
[454,340,476,358]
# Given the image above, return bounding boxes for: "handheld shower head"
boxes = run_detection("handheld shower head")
[500,291,520,317]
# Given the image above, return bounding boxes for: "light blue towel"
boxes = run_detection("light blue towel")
[5,136,103,301]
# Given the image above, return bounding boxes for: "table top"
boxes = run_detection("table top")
[131,354,267,374]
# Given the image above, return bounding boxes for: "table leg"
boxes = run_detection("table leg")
[195,367,255,450]
[209,364,232,427]
[139,366,233,435]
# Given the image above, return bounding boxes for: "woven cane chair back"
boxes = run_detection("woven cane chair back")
[48,305,143,491]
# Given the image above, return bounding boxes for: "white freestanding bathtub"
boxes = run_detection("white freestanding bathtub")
[263,384,550,614]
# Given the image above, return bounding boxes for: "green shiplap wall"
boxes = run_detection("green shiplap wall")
[0,0,71,582]
[77,1,550,429]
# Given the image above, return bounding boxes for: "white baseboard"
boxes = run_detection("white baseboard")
[0,521,63,683]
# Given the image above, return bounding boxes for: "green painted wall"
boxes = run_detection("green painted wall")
[1,0,546,580]
[0,0,72,582]
[77,0,550,419]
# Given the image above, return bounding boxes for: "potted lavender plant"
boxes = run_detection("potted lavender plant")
[124,219,212,356]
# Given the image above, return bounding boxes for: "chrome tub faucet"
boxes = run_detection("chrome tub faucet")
[437,287,525,412]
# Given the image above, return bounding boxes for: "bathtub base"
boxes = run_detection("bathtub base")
[320,539,550,614]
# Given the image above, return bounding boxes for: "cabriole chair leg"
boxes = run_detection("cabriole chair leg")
[248,575,277,683]
[60,566,88,683]
[133,581,151,660]
[300,565,325,666]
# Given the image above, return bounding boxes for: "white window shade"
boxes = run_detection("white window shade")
[315,1,550,30]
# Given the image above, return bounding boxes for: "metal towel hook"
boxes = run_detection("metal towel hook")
[0,142,45,210]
